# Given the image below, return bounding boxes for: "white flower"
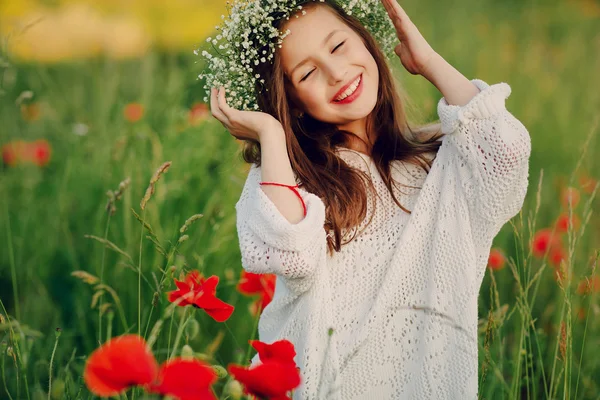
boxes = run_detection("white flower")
[73,123,89,136]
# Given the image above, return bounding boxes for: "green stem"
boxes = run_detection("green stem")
[99,213,112,344]
[169,307,189,360]
[4,192,20,321]
[48,329,61,400]
[219,308,262,400]
[138,208,146,337]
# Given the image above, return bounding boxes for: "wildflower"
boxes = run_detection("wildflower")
[73,122,89,136]
[28,139,52,167]
[531,228,561,259]
[1,141,25,166]
[167,270,234,322]
[228,361,301,400]
[555,212,581,233]
[189,102,210,125]
[148,359,217,400]
[227,339,300,400]
[124,103,144,122]
[237,271,276,314]
[20,102,41,122]
[84,334,217,399]
[84,335,158,396]
[487,248,506,271]
[578,173,597,195]
[249,339,297,366]
[576,275,600,295]
[549,245,567,268]
[560,186,580,209]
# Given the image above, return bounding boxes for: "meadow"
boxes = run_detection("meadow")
[0,0,599,399]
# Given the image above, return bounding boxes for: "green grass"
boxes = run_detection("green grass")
[0,0,599,398]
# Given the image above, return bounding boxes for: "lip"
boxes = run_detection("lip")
[331,73,363,103]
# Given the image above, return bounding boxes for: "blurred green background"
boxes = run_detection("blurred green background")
[0,0,599,399]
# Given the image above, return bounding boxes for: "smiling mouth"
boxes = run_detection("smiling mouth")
[332,73,363,103]
[333,74,362,102]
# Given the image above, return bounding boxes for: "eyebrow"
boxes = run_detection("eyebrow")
[289,29,342,78]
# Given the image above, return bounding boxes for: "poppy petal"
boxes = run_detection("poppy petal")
[237,271,265,294]
[194,295,235,322]
[250,340,296,366]
[174,279,190,291]
[149,358,217,400]
[228,361,300,399]
[167,289,194,306]
[84,334,158,396]
[201,275,220,296]
[185,270,204,287]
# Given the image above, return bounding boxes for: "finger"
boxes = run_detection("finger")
[382,0,410,22]
[381,0,409,35]
[210,87,229,124]
[217,86,236,122]
[209,87,221,118]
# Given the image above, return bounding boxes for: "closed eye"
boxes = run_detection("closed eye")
[300,41,346,82]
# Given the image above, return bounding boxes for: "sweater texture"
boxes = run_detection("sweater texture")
[234,79,532,399]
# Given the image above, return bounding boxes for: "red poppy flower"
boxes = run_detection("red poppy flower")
[1,141,24,166]
[189,102,209,125]
[84,334,158,396]
[84,334,217,399]
[250,340,297,366]
[576,275,600,295]
[167,270,234,322]
[555,213,581,233]
[28,139,51,167]
[228,361,301,400]
[124,103,144,123]
[560,187,580,209]
[579,173,597,195]
[149,359,218,400]
[549,245,567,268]
[531,228,561,258]
[237,271,276,313]
[487,248,506,271]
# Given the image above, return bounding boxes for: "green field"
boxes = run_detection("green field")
[0,0,599,399]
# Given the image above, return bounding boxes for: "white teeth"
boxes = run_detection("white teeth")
[335,75,361,101]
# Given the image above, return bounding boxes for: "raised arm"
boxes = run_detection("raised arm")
[436,79,532,230]
[235,132,328,295]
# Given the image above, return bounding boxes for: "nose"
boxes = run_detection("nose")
[324,60,348,86]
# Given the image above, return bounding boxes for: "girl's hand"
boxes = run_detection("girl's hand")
[380,0,438,76]
[209,87,284,142]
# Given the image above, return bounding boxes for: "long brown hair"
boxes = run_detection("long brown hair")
[241,0,444,256]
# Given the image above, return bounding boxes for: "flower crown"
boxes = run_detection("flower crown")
[197,0,397,112]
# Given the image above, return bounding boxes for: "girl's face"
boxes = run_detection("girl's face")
[279,6,379,130]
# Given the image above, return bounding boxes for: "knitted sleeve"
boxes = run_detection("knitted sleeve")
[234,163,327,294]
[437,79,532,228]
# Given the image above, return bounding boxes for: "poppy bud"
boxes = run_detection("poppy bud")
[181,344,194,359]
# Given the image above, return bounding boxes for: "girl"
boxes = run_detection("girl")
[208,0,531,398]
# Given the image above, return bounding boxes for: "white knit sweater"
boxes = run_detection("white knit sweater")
[235,79,531,399]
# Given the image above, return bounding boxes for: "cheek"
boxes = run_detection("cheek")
[298,83,325,109]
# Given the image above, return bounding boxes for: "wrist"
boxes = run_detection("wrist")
[419,52,446,85]
[258,124,286,142]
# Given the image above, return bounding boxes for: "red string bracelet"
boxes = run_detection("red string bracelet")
[259,182,307,217]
